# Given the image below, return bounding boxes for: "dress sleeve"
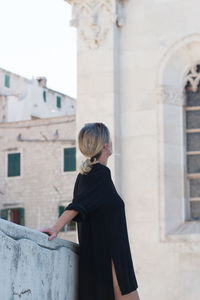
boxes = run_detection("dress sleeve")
[63,167,111,222]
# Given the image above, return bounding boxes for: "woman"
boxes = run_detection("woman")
[39,122,140,300]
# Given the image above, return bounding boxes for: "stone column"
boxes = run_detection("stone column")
[66,0,124,188]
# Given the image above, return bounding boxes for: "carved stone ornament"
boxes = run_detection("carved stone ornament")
[184,64,200,92]
[68,0,123,49]
[156,85,186,106]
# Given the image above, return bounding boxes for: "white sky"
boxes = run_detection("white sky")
[0,0,77,98]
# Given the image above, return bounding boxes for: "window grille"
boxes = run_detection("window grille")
[184,64,200,220]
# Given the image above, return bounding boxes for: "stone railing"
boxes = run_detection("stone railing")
[0,219,79,300]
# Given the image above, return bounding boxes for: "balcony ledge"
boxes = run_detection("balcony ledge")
[0,219,79,299]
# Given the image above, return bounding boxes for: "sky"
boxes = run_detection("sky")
[0,0,77,98]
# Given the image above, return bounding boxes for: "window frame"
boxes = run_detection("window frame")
[4,74,10,88]
[0,207,25,226]
[43,90,47,102]
[157,42,200,242]
[56,95,62,109]
[62,146,76,173]
[184,77,200,220]
[5,149,23,180]
[7,152,21,177]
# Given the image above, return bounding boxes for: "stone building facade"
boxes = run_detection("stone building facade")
[66,0,200,299]
[0,113,77,243]
[0,67,76,123]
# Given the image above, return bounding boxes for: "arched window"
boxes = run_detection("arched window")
[184,64,200,220]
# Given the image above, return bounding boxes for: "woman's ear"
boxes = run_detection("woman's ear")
[104,143,109,151]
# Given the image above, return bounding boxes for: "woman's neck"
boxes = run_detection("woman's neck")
[97,157,108,166]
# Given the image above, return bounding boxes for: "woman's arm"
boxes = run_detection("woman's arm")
[52,209,79,233]
[64,167,111,222]
[38,209,79,241]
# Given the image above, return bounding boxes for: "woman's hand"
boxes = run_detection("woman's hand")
[37,210,76,240]
[38,226,58,241]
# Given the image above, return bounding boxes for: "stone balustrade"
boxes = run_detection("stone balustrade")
[0,219,79,300]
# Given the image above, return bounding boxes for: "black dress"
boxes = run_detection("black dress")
[64,162,138,300]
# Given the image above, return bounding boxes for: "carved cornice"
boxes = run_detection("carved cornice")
[66,0,125,49]
[156,85,186,106]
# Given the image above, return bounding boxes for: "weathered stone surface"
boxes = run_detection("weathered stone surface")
[0,219,79,300]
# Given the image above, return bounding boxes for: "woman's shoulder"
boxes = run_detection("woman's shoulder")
[90,162,110,175]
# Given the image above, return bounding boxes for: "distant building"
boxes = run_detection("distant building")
[0,67,76,123]
[0,68,77,243]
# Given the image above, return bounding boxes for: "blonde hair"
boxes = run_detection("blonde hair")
[78,122,110,175]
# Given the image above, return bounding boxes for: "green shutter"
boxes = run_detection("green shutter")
[0,209,9,220]
[58,206,65,232]
[56,96,61,108]
[43,90,46,102]
[64,148,76,172]
[59,205,65,216]
[8,153,20,177]
[4,74,10,88]
[18,208,25,226]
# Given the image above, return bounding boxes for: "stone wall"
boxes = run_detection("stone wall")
[0,218,79,300]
